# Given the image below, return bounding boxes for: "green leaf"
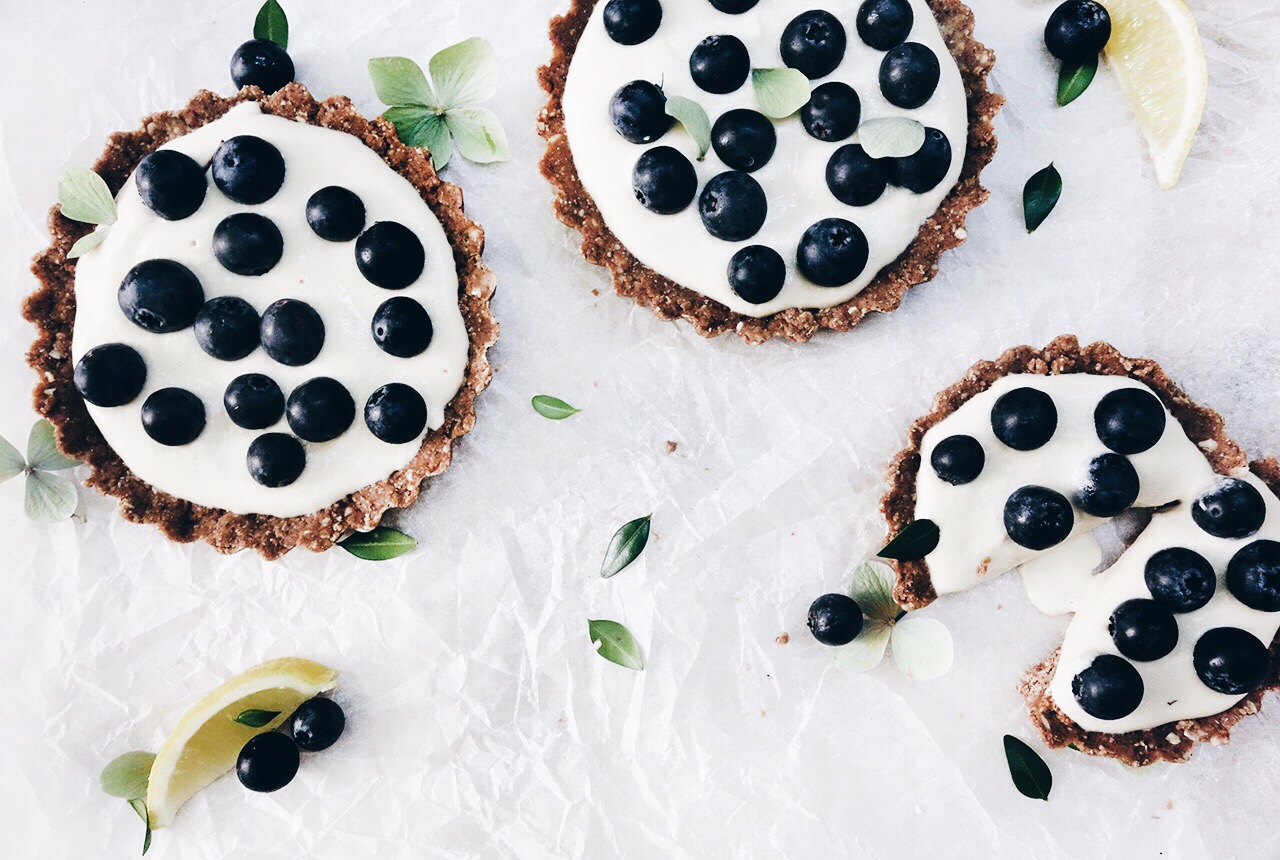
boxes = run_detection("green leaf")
[858,117,925,159]
[531,395,581,420]
[128,797,152,854]
[253,0,289,49]
[751,68,811,119]
[0,432,23,485]
[600,515,652,579]
[429,37,498,110]
[27,419,79,471]
[383,106,452,169]
[100,751,156,800]
[1057,56,1098,107]
[58,167,117,226]
[68,227,110,259]
[665,96,712,160]
[368,57,437,108]
[445,107,511,164]
[848,560,899,623]
[878,520,940,560]
[25,470,77,522]
[232,708,280,728]
[1003,735,1053,801]
[588,619,645,671]
[340,526,417,561]
[1024,163,1063,233]
[833,618,892,672]
[890,616,953,680]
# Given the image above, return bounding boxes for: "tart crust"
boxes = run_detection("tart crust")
[23,84,499,559]
[537,0,1003,345]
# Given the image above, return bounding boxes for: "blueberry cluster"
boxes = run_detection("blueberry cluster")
[236,697,345,794]
[602,0,951,305]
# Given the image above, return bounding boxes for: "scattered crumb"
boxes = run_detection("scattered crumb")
[759,709,766,717]
[1166,800,1174,810]
[665,440,678,453]
[776,632,790,645]
[591,288,600,296]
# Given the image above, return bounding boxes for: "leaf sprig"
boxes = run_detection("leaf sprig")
[57,167,118,258]
[1024,163,1063,233]
[339,526,417,561]
[531,395,581,420]
[0,419,82,522]
[101,751,157,854]
[1057,56,1098,107]
[253,0,288,48]
[831,561,953,680]
[1004,735,1053,800]
[601,515,651,579]
[589,619,645,671]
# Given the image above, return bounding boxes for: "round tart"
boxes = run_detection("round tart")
[24,85,498,558]
[539,0,1002,344]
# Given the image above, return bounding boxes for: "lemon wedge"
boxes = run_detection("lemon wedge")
[1102,0,1208,188]
[145,657,338,828]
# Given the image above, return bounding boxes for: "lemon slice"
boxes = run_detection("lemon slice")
[146,658,338,828]
[1103,0,1208,189]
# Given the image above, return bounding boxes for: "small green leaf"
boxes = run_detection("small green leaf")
[232,709,280,728]
[751,68,811,119]
[340,526,417,560]
[588,619,645,671]
[890,616,953,680]
[68,227,110,259]
[100,751,156,800]
[600,514,651,579]
[369,57,437,108]
[833,618,892,672]
[849,560,899,623]
[429,37,498,110]
[1057,56,1098,107]
[878,520,940,560]
[128,797,152,854]
[445,107,511,164]
[1024,163,1063,233]
[25,470,78,522]
[383,106,453,169]
[0,433,23,485]
[858,117,925,159]
[253,0,289,49]
[531,395,581,420]
[27,419,79,471]
[665,96,712,160]
[58,167,117,226]
[1004,735,1053,801]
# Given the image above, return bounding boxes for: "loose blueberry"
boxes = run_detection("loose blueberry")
[118,259,204,333]
[711,109,776,173]
[289,698,346,752]
[826,145,889,207]
[211,135,286,205]
[1071,654,1144,720]
[879,42,940,109]
[807,593,864,646]
[930,435,985,486]
[1044,0,1112,62]
[857,0,914,51]
[134,150,207,221]
[306,186,366,242]
[727,245,786,305]
[709,0,759,11]
[74,344,147,408]
[1093,387,1166,455]
[887,127,952,193]
[213,213,284,277]
[797,218,869,287]
[364,383,429,444]
[1076,453,1139,517]
[224,373,285,430]
[141,388,206,447]
[1227,540,1280,612]
[690,35,751,94]
[194,296,260,361]
[990,387,1057,451]
[632,147,698,215]
[699,172,767,242]
[781,10,848,79]
[230,38,295,94]
[801,82,860,142]
[260,299,325,366]
[247,432,306,488]
[1144,547,1216,613]
[355,222,425,290]
[603,0,663,45]
[609,80,672,144]
[1003,485,1074,550]
[372,297,434,358]
[286,377,356,443]
[1193,627,1269,695]
[1108,599,1178,662]
[1192,478,1266,540]
[235,731,300,793]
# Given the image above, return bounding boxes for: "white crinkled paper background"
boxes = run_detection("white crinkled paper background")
[2,0,1280,855]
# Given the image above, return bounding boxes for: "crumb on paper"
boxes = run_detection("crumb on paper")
[775,632,790,644]
[665,440,678,453]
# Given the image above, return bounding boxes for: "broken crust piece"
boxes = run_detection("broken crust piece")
[23,84,498,559]
[537,0,1003,346]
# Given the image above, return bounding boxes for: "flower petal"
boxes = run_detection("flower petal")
[445,108,510,164]
[429,37,498,109]
[27,419,79,471]
[25,470,78,522]
[833,618,892,672]
[891,616,954,680]
[0,433,23,485]
[849,560,899,623]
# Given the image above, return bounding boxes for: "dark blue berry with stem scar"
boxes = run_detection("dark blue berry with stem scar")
[807,593,864,646]
[603,0,663,46]
[887,127,952,193]
[1004,485,1074,550]
[781,10,848,79]
[213,213,284,276]
[74,344,147,408]
[1227,540,1280,612]
[1192,478,1266,540]
[224,373,285,430]
[632,147,698,215]
[141,388,206,447]
[1145,547,1215,613]
[1109,599,1178,662]
[690,35,751,94]
[260,299,325,366]
[230,39,295,94]
[194,296,260,361]
[711,110,776,173]
[372,297,434,358]
[827,145,889,207]
[1076,453,1139,517]
[1072,654,1143,720]
[801,82,860,142]
[609,80,672,144]
[306,186,366,242]
[247,432,306,488]
[879,43,940,109]
[1045,0,1112,62]
[797,218,868,287]
[212,136,286,205]
[930,434,984,486]
[727,245,786,305]
[236,731,300,793]
[1094,387,1166,454]
[990,387,1057,451]
[699,172,767,241]
[709,0,759,11]
[118,259,204,333]
[1194,627,1268,695]
[135,150,207,221]
[857,0,914,51]
[287,377,356,443]
[356,222,425,290]
[289,698,346,752]
[365,383,429,444]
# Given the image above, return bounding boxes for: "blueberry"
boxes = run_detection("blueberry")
[698,172,767,242]
[930,434,984,485]
[1144,547,1216,613]
[709,0,759,11]
[1227,540,1280,612]
[286,377,356,443]
[857,0,914,50]
[1093,387,1166,455]
[879,42,941,109]
[1045,0,1112,62]
[235,731,299,793]
[260,299,325,366]
[1077,453,1139,517]
[781,10,848,79]
[801,82,860,142]
[690,35,751,94]
[364,383,429,444]
[1003,485,1074,550]
[247,433,306,488]
[807,593,864,646]
[1108,599,1178,662]
[230,38,295,94]
[141,388,205,447]
[797,218,869,287]
[609,80,672,144]
[289,698,346,752]
[1193,627,1269,695]
[632,147,698,215]
[1071,654,1144,720]
[1192,478,1266,540]
[224,373,285,430]
[194,296,260,361]
[603,0,663,45]
[372,297,434,358]
[355,222,425,290]
[74,344,147,408]
[826,145,889,207]
[118,259,204,333]
[711,109,776,173]
[727,246,786,305]
[213,213,284,277]
[306,186,366,242]
[212,135,286,205]
[887,127,952,193]
[990,387,1057,451]
[134,150,207,221]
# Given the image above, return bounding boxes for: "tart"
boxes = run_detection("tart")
[24,84,498,559]
[539,0,1002,344]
